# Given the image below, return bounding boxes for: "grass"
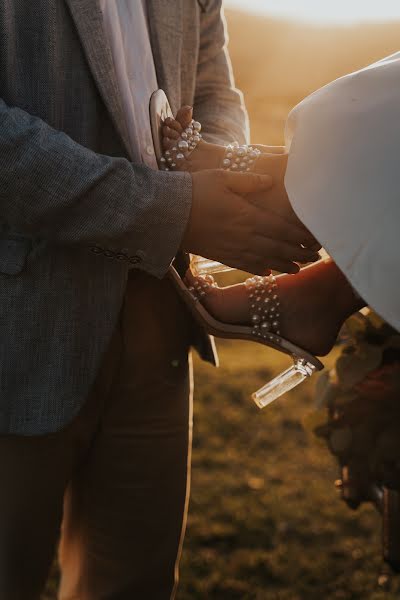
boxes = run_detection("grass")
[42,337,400,599]
[177,339,400,599]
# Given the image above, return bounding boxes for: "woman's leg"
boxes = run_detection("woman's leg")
[185,258,365,357]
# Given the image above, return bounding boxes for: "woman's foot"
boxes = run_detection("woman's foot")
[186,259,365,357]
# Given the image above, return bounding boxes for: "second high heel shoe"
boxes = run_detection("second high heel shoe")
[168,265,324,408]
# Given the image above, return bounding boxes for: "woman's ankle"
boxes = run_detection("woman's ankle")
[322,259,365,319]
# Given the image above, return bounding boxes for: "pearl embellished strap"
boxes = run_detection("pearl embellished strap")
[221,142,261,172]
[160,119,202,171]
[187,272,282,345]
[187,274,218,300]
[245,275,281,342]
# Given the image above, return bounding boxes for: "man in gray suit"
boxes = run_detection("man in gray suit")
[0,1,316,598]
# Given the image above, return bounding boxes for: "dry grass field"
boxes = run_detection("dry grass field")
[44,339,400,599]
[178,339,400,599]
[43,9,400,600]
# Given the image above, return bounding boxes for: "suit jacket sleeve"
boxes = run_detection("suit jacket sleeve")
[194,0,249,146]
[0,97,192,278]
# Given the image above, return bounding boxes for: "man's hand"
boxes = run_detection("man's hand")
[182,170,320,275]
[252,152,321,251]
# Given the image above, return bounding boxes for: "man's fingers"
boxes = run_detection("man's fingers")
[252,210,316,248]
[253,235,320,264]
[237,252,299,275]
[246,235,318,271]
[309,240,322,252]
[224,171,273,195]
[269,260,300,274]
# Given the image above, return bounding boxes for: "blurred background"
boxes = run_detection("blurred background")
[179,3,400,599]
[226,0,400,146]
[43,3,400,599]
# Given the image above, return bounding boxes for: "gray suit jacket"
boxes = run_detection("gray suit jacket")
[0,0,248,434]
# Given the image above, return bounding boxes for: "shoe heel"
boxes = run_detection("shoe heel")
[252,357,318,409]
[191,255,235,276]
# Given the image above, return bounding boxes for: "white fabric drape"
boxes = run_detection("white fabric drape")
[285,53,400,331]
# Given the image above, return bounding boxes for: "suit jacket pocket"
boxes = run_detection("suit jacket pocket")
[0,236,32,275]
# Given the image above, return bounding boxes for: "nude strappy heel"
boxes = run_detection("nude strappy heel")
[168,265,324,408]
[150,89,233,277]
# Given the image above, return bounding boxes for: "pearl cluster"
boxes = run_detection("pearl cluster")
[221,142,261,172]
[160,119,202,171]
[187,272,282,344]
[245,275,282,342]
[187,274,218,300]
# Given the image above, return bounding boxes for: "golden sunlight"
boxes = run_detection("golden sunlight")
[225,0,400,24]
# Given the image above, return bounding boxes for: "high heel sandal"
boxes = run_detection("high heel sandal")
[150,89,239,277]
[168,265,324,408]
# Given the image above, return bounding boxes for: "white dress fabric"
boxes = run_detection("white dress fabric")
[285,53,400,331]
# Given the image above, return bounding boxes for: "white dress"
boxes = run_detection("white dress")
[285,53,400,332]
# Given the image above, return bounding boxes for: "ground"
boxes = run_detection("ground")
[42,332,400,599]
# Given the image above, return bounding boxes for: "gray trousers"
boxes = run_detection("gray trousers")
[0,272,193,600]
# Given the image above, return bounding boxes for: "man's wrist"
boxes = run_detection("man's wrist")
[135,170,193,278]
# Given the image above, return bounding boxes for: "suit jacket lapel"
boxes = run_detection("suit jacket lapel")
[64,0,132,158]
[147,0,183,113]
